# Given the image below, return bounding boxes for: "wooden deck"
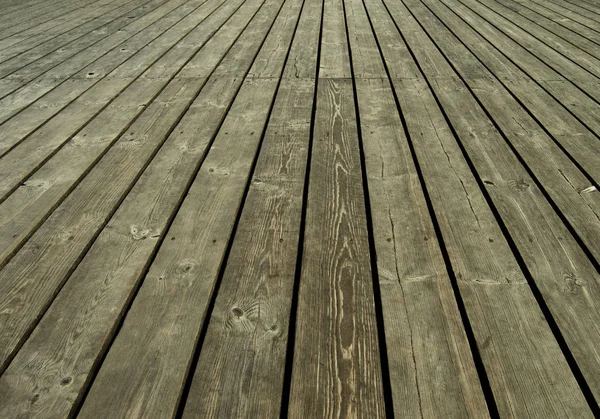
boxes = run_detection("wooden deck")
[0,0,599,416]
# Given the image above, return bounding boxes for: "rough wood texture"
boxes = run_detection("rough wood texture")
[1,0,600,416]
[345,0,489,414]
[182,77,314,419]
[180,0,314,415]
[289,79,386,418]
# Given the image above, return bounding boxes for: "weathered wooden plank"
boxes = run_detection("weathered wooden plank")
[365,0,596,415]
[0,1,280,404]
[0,0,225,158]
[0,0,161,73]
[432,77,600,405]
[179,1,315,417]
[0,0,105,40]
[182,81,313,419]
[0,0,221,199]
[0,5,289,400]
[509,0,600,47]
[357,77,490,418]
[0,0,268,375]
[0,0,104,33]
[563,0,600,14]
[246,0,311,78]
[72,2,299,418]
[287,78,385,417]
[401,0,600,265]
[342,0,386,78]
[77,82,278,416]
[566,0,600,15]
[319,0,351,77]
[0,77,214,414]
[0,0,145,66]
[0,0,118,50]
[0,0,194,120]
[493,0,600,58]
[0,0,69,26]
[0,0,70,27]
[381,0,600,406]
[281,0,322,79]
[430,0,600,139]
[476,0,600,74]
[454,0,600,100]
[345,0,489,415]
[286,0,385,413]
[528,0,600,33]
[398,76,592,419]
[0,0,238,269]
[0,78,201,375]
[414,0,600,184]
[547,0,600,26]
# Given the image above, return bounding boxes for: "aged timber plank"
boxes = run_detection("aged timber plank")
[0,0,160,73]
[405,0,600,401]
[345,0,489,414]
[0,0,277,406]
[400,0,600,266]
[288,78,386,417]
[0,0,236,269]
[476,0,600,75]
[491,0,600,59]
[398,76,592,419]
[0,0,144,66]
[0,0,193,120]
[414,0,600,184]
[365,0,595,415]
[0,0,218,199]
[179,0,316,416]
[546,0,600,26]
[0,0,118,50]
[0,0,106,40]
[0,0,267,377]
[454,0,600,101]
[431,0,600,145]
[527,0,600,40]
[0,0,222,159]
[509,0,600,47]
[72,1,300,417]
[286,0,386,413]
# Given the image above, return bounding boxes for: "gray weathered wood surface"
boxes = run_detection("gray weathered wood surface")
[0,0,599,416]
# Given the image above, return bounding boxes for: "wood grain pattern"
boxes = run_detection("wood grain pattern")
[394,76,592,418]
[0,0,193,121]
[373,0,594,413]
[0,0,224,200]
[79,76,280,419]
[179,0,314,416]
[454,0,600,100]
[76,1,291,416]
[431,0,600,139]
[0,0,281,415]
[0,0,236,268]
[345,0,489,414]
[0,0,165,77]
[182,78,314,419]
[476,0,600,76]
[0,77,199,374]
[529,0,600,31]
[0,0,115,47]
[413,0,600,182]
[490,0,600,58]
[289,79,386,418]
[356,75,490,418]
[1,0,600,416]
